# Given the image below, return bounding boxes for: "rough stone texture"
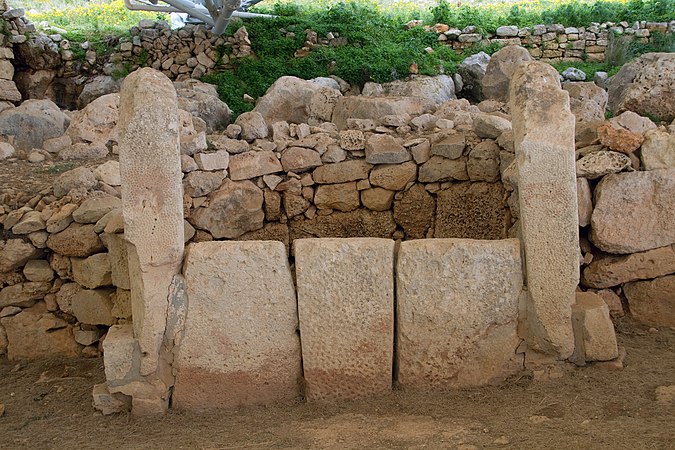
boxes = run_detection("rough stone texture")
[92,383,131,415]
[190,179,264,238]
[590,169,675,254]
[582,244,675,289]
[435,182,507,240]
[482,45,533,102]
[72,253,112,289]
[175,80,231,132]
[467,140,500,182]
[66,93,119,145]
[289,210,396,242]
[570,292,618,364]
[0,282,51,309]
[365,134,411,165]
[73,196,122,224]
[641,129,675,170]
[22,259,54,282]
[70,288,115,325]
[294,238,394,401]
[314,182,360,212]
[94,160,122,186]
[363,75,456,106]
[576,151,631,179]
[182,171,223,198]
[53,167,97,198]
[457,51,490,102]
[173,241,301,410]
[100,233,130,290]
[332,96,434,130]
[12,211,45,234]
[510,61,579,359]
[361,188,394,211]
[430,134,465,159]
[281,147,322,172]
[0,238,38,272]
[393,184,435,239]
[609,110,657,135]
[118,68,184,376]
[194,150,229,172]
[577,177,592,227]
[47,223,104,257]
[597,122,644,154]
[312,160,372,184]
[234,111,268,142]
[607,53,675,121]
[397,239,523,388]
[563,82,608,145]
[473,114,512,139]
[1,303,80,360]
[0,99,68,151]
[624,275,675,327]
[253,76,324,125]
[369,162,417,191]
[228,150,283,181]
[418,156,468,182]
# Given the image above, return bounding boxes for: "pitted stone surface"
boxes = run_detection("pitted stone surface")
[117,68,184,375]
[570,292,619,364]
[294,238,395,401]
[624,275,675,327]
[582,244,675,289]
[510,61,579,359]
[590,169,675,254]
[397,239,524,389]
[173,241,301,410]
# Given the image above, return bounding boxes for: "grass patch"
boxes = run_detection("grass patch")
[42,162,76,174]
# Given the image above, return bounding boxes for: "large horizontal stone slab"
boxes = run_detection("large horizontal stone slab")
[397,239,524,389]
[173,241,301,410]
[590,169,675,254]
[582,244,675,288]
[294,238,395,401]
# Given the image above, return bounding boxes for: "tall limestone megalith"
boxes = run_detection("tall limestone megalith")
[117,68,184,376]
[509,61,579,359]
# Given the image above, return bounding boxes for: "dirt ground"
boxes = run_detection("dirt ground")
[0,317,674,450]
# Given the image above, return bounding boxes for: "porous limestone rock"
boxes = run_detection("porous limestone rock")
[47,223,104,257]
[363,75,456,106]
[641,129,675,170]
[0,99,68,150]
[582,244,675,289]
[590,169,675,254]
[66,93,119,145]
[482,45,533,102]
[393,184,435,239]
[365,134,411,164]
[332,96,434,130]
[312,160,372,184]
[576,150,631,179]
[570,292,618,365]
[173,241,301,410]
[294,238,395,401]
[577,177,592,227]
[228,150,283,181]
[435,182,507,240]
[510,61,579,359]
[397,239,524,388]
[253,76,326,125]
[70,288,115,326]
[624,275,675,327]
[563,81,608,145]
[0,238,39,272]
[71,253,112,289]
[53,167,97,198]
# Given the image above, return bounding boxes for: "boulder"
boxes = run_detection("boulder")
[0,303,80,360]
[609,111,657,135]
[312,160,372,184]
[190,179,264,239]
[253,76,326,125]
[47,223,104,257]
[473,113,512,139]
[72,253,113,289]
[363,75,456,106]
[0,282,51,309]
[93,160,122,186]
[0,79,21,102]
[563,82,608,145]
[73,196,122,224]
[280,147,322,172]
[0,238,39,272]
[607,52,675,121]
[22,260,54,282]
[641,129,675,170]
[624,275,675,327]
[597,122,644,154]
[369,162,417,191]
[182,171,223,197]
[314,182,360,211]
[0,99,68,151]
[467,140,501,182]
[361,188,394,211]
[457,51,490,102]
[53,167,97,197]
[12,211,45,235]
[332,96,434,130]
[77,75,121,109]
[570,292,618,365]
[590,169,675,254]
[66,93,119,145]
[175,79,231,132]
[228,150,283,181]
[582,244,675,289]
[562,67,587,81]
[576,150,631,179]
[194,150,229,172]
[418,156,468,182]
[365,134,410,164]
[482,46,533,102]
[233,111,268,142]
[70,288,115,325]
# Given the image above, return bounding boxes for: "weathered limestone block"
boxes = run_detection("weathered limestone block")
[190,179,264,238]
[228,150,282,181]
[577,177,592,227]
[510,61,579,359]
[314,182,360,212]
[582,244,675,288]
[590,169,675,254]
[397,239,524,389]
[289,210,396,243]
[92,383,132,415]
[312,160,372,184]
[0,238,39,272]
[332,96,434,130]
[576,151,631,179]
[101,233,131,290]
[73,196,122,224]
[482,45,533,102]
[435,182,507,240]
[624,275,675,327]
[294,238,395,401]
[641,129,675,170]
[0,281,51,309]
[369,162,417,191]
[173,241,301,410]
[72,253,112,289]
[1,303,80,360]
[22,260,54,282]
[570,292,618,365]
[47,222,104,258]
[393,184,435,239]
[70,288,115,325]
[118,68,184,375]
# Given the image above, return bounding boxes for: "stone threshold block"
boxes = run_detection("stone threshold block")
[397,239,524,389]
[294,238,395,401]
[173,241,302,410]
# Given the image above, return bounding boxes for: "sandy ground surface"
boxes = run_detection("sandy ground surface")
[0,317,674,450]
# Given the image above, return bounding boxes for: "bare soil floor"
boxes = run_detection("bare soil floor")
[0,317,674,450]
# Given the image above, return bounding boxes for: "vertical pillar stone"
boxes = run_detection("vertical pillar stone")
[294,238,395,401]
[397,239,524,389]
[117,67,184,375]
[173,241,302,410]
[510,61,579,359]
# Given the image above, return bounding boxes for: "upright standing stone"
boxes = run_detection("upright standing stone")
[510,62,579,359]
[294,238,395,401]
[173,241,301,410]
[117,68,184,375]
[397,239,524,389]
